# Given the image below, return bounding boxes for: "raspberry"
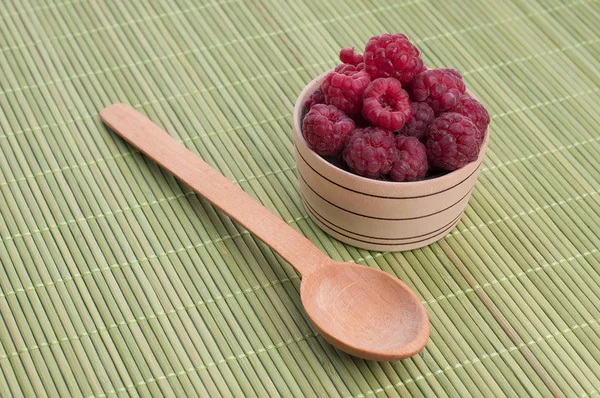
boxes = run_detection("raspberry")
[390,136,428,182]
[339,47,364,66]
[302,104,355,156]
[362,78,413,130]
[363,33,425,85]
[410,69,466,114]
[440,68,466,91]
[343,127,397,179]
[304,89,325,111]
[426,112,483,171]
[398,101,434,141]
[440,68,459,77]
[449,95,490,133]
[321,64,371,115]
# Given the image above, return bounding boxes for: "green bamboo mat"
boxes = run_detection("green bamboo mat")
[0,0,599,396]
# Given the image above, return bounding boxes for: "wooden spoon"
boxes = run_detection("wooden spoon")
[100,104,429,361]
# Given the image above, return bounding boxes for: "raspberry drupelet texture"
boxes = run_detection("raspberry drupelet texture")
[304,89,325,111]
[390,135,428,182]
[339,47,364,66]
[450,95,490,134]
[440,68,466,91]
[426,112,483,171]
[343,127,397,179]
[398,101,435,141]
[362,78,413,130]
[410,68,466,114]
[321,64,371,115]
[302,104,355,156]
[363,33,425,85]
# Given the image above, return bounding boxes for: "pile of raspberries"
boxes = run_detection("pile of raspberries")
[302,33,490,182]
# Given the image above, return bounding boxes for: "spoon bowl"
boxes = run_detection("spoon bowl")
[301,261,429,361]
[100,103,430,361]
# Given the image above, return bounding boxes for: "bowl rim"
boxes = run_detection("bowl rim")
[293,71,490,188]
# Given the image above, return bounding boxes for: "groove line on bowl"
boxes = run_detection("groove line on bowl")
[299,172,474,221]
[302,198,463,241]
[307,204,462,246]
[295,145,480,199]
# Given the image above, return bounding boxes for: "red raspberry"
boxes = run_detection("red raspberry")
[302,104,355,156]
[440,68,466,91]
[410,69,466,114]
[390,136,428,182]
[398,101,434,141]
[449,95,490,133]
[304,89,325,111]
[426,112,483,171]
[363,33,425,85]
[321,64,371,115]
[339,47,364,66]
[362,78,413,130]
[343,127,397,179]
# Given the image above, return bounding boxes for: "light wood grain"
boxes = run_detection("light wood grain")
[101,103,329,277]
[101,104,429,361]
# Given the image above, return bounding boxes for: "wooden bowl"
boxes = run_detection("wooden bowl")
[292,73,489,252]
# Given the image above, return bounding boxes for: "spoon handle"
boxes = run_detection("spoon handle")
[100,104,329,276]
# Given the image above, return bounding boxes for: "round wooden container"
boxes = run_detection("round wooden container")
[293,73,489,252]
